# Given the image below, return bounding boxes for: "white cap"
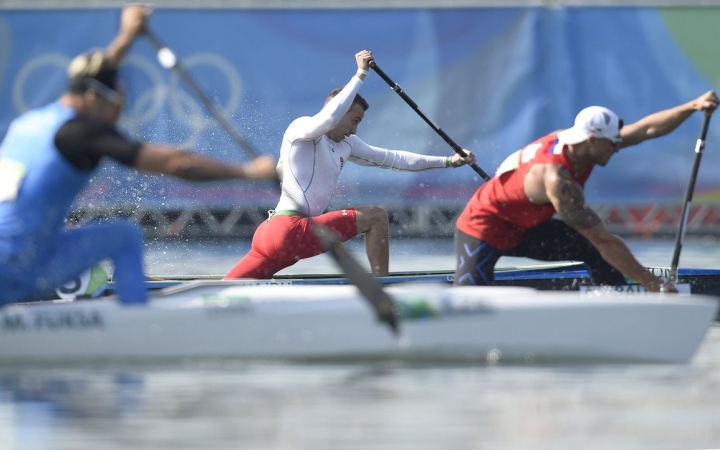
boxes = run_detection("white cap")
[557,106,622,145]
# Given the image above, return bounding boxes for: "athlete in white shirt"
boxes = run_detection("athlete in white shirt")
[224,50,476,279]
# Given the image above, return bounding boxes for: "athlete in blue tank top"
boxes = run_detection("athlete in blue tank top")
[0,6,278,305]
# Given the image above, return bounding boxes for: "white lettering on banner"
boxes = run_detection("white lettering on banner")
[1,310,104,332]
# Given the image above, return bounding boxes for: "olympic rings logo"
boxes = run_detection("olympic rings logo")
[10,50,243,149]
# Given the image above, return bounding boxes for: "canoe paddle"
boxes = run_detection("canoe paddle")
[668,110,713,286]
[369,61,491,182]
[144,29,400,334]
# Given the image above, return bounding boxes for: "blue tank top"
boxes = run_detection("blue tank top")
[0,102,92,247]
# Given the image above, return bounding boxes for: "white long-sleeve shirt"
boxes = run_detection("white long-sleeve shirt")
[275,76,448,217]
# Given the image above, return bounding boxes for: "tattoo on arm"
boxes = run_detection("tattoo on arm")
[554,170,601,230]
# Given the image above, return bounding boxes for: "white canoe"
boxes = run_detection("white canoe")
[0,282,717,364]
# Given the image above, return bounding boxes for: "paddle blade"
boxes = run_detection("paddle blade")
[311,224,399,335]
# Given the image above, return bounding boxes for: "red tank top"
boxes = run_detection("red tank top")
[456,132,594,250]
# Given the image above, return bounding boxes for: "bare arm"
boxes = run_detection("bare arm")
[133,144,278,182]
[103,5,151,68]
[619,90,718,148]
[545,168,668,292]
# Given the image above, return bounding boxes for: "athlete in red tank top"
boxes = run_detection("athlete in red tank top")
[454,93,719,292]
[457,132,593,250]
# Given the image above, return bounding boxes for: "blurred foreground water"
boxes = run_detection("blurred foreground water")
[1,237,720,450]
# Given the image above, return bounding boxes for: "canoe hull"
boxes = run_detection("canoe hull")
[119,265,720,303]
[0,284,716,364]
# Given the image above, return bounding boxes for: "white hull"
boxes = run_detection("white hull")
[0,283,717,364]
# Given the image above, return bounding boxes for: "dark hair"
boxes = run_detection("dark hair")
[325,87,369,111]
[66,51,120,94]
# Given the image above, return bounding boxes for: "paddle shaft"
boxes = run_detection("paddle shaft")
[145,32,261,159]
[145,29,399,334]
[669,111,712,285]
[369,61,491,181]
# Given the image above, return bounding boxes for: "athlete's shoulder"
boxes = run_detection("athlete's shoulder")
[524,132,565,159]
[344,134,365,146]
[532,131,562,145]
[284,116,314,141]
[495,150,521,176]
[56,117,117,141]
[286,116,311,129]
[495,132,565,177]
[3,103,76,147]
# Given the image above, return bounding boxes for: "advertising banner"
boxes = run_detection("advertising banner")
[1,7,718,208]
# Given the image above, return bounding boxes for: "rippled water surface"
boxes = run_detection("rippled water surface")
[2,238,720,450]
[141,236,720,276]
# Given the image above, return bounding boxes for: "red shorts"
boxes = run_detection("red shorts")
[223,209,358,279]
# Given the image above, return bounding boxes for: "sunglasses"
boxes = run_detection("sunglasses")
[608,136,623,146]
[86,78,125,109]
[593,118,624,146]
[610,118,624,146]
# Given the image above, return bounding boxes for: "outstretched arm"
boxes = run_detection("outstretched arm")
[54,118,279,181]
[134,144,278,181]
[103,5,151,68]
[348,138,476,170]
[619,90,718,148]
[545,167,672,292]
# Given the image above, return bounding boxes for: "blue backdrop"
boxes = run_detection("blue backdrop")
[0,7,717,208]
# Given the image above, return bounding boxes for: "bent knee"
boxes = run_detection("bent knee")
[357,205,388,222]
[355,205,389,233]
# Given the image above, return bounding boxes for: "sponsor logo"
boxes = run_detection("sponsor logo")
[55,265,110,300]
[339,156,344,169]
[392,295,494,320]
[227,280,292,286]
[441,296,494,315]
[202,295,254,315]
[579,283,691,295]
[647,267,671,280]
[391,298,440,320]
[580,284,648,294]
